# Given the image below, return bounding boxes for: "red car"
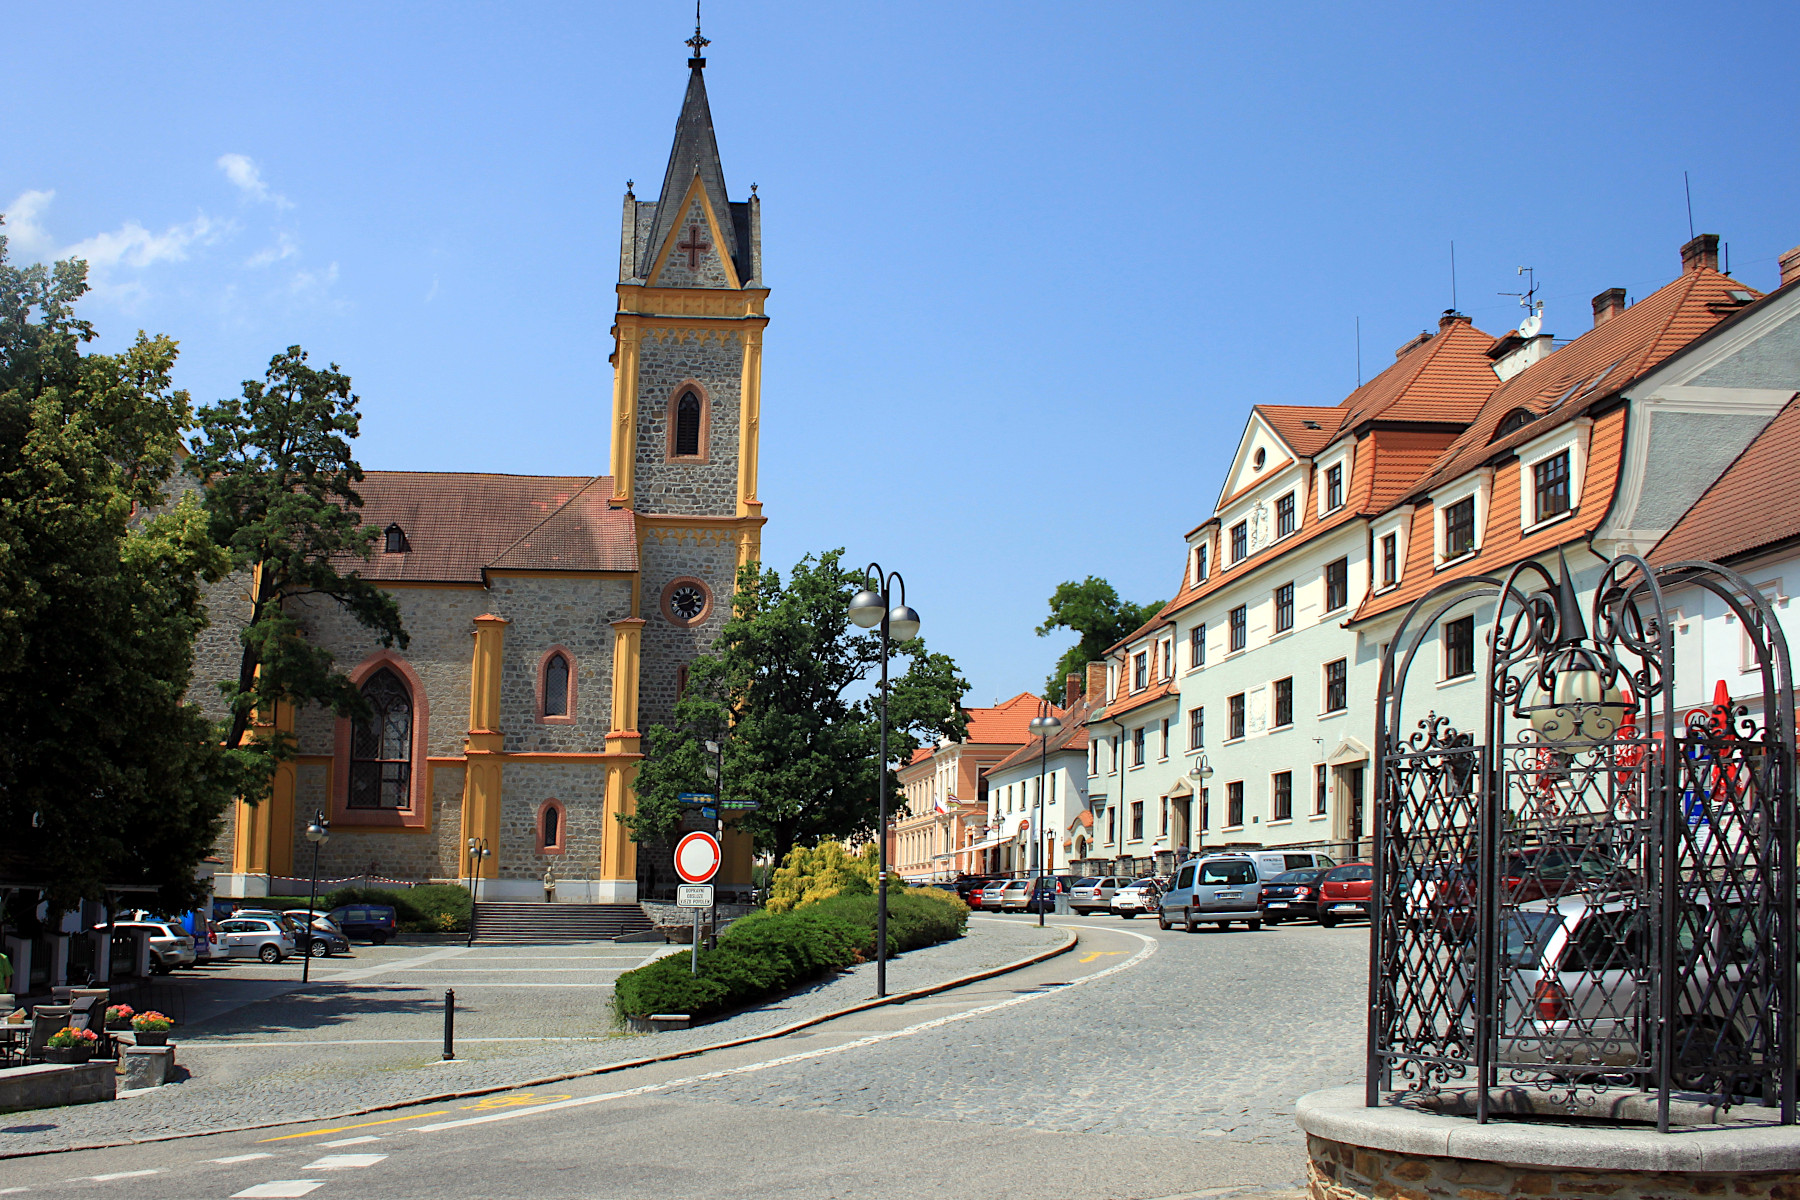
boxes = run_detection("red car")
[1318,862,1373,927]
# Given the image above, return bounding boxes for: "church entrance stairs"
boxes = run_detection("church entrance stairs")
[469,902,654,943]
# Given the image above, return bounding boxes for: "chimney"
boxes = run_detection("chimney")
[1438,310,1470,331]
[1681,233,1720,275]
[1591,288,1627,327]
[1065,673,1081,708]
[1086,659,1108,704]
[1780,246,1800,289]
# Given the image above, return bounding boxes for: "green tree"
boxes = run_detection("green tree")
[0,225,241,910]
[189,347,406,764]
[1036,576,1163,699]
[630,550,969,866]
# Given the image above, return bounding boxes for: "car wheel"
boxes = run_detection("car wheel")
[308,940,330,958]
[1184,908,1198,934]
[1320,916,1340,928]
[259,944,283,963]
[1120,911,1135,920]
[1247,919,1262,931]
[1157,910,1171,931]
[372,932,391,945]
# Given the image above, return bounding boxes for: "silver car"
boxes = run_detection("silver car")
[111,921,196,974]
[995,880,1035,912]
[1069,876,1126,915]
[1159,856,1265,931]
[216,917,297,963]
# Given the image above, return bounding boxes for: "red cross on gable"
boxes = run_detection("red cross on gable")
[677,223,710,270]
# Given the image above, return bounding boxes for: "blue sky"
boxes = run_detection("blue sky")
[8,2,1798,707]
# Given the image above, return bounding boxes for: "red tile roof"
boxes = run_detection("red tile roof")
[963,692,1060,745]
[1650,395,1800,567]
[347,472,638,584]
[989,693,1094,773]
[1254,405,1341,457]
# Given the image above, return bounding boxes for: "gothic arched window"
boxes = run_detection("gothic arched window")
[543,653,570,717]
[674,392,701,457]
[349,668,412,809]
[542,804,560,849]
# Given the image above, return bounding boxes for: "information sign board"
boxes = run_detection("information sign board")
[677,884,714,909]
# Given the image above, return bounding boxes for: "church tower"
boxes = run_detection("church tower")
[606,25,766,896]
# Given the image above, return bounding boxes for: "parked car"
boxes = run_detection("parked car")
[975,881,1013,911]
[215,917,297,963]
[1318,862,1374,926]
[1024,878,1060,914]
[1069,877,1127,915]
[1258,867,1332,924]
[283,911,352,958]
[1158,855,1269,932]
[191,918,225,964]
[327,904,399,945]
[1110,880,1160,919]
[108,921,197,974]
[996,880,1035,912]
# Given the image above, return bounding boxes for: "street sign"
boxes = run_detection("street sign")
[701,806,717,820]
[676,884,714,908]
[719,799,760,811]
[677,792,716,807]
[674,830,722,884]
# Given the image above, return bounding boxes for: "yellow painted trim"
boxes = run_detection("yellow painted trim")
[460,615,508,878]
[643,173,742,290]
[617,284,768,319]
[737,324,763,519]
[610,323,642,505]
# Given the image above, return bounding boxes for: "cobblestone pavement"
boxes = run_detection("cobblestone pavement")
[657,913,1368,1147]
[1,918,1068,1156]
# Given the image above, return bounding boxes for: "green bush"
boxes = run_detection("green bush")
[322,884,472,933]
[612,888,968,1021]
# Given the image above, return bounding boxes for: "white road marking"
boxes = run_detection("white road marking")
[410,928,1158,1134]
[316,946,471,982]
[321,1135,382,1146]
[188,1035,617,1048]
[208,1154,275,1164]
[0,1188,30,1195]
[232,1184,323,1199]
[386,967,629,973]
[75,1171,158,1182]
[301,1154,388,1169]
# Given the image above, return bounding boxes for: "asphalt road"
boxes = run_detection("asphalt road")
[0,914,1370,1200]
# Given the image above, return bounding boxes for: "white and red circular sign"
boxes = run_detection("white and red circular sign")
[674,831,722,884]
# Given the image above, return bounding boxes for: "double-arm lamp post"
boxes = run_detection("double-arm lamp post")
[1027,701,1062,927]
[847,564,921,999]
[302,811,330,982]
[465,838,491,946]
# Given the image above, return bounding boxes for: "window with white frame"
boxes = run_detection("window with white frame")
[1191,542,1209,585]
[1272,771,1293,821]
[1231,521,1248,563]
[1189,706,1204,749]
[1516,420,1590,532]
[1159,717,1170,759]
[1276,492,1297,538]
[1532,451,1571,524]
[1443,497,1476,560]
[1324,557,1348,612]
[1380,532,1399,588]
[1229,605,1247,651]
[1324,462,1344,512]
[1133,652,1148,691]
[1228,692,1246,740]
[1191,623,1206,668]
[1314,763,1328,814]
[1275,582,1295,632]
[1741,581,1785,672]
[1443,615,1476,680]
[1432,473,1491,565]
[1323,658,1347,712]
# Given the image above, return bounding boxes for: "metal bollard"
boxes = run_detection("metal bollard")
[442,989,455,1061]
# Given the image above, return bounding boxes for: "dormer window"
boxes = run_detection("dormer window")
[1495,408,1537,439]
[383,524,409,554]
[1325,464,1343,511]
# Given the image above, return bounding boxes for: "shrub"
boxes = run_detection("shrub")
[322,884,471,933]
[765,841,879,913]
[613,887,969,1021]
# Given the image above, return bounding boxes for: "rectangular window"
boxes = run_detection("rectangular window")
[1108,807,1116,844]
[1275,582,1295,632]
[1444,496,1476,559]
[1130,801,1144,842]
[1133,652,1147,691]
[1231,521,1248,562]
[1273,771,1293,821]
[1381,532,1398,587]
[1199,787,1210,831]
[1325,463,1343,511]
[1132,726,1146,766]
[1276,492,1296,537]
[1161,640,1172,680]
[1227,781,1245,828]
[1190,623,1206,668]
[1159,717,1170,760]
[1315,763,1329,815]
[1193,544,1208,583]
[1444,615,1476,679]
[1273,676,1293,727]
[1324,658,1348,712]
[1090,739,1098,775]
[1229,605,1247,651]
[1325,557,1348,612]
[1534,451,1571,523]
[1160,797,1169,835]
[1228,692,1246,740]
[1189,706,1204,749]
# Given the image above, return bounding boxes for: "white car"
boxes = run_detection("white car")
[108,921,196,973]
[1110,881,1159,919]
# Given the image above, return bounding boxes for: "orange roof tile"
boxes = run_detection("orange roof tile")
[1254,404,1342,457]
[989,694,1094,773]
[1650,395,1800,567]
[962,692,1060,745]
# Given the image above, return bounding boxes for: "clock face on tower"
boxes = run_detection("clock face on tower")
[660,577,713,627]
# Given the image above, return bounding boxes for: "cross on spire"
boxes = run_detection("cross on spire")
[678,223,711,270]
[686,1,709,65]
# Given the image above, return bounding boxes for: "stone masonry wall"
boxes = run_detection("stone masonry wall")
[498,763,609,883]
[633,328,741,516]
[637,529,739,730]
[1306,1133,1800,1200]
[490,575,631,753]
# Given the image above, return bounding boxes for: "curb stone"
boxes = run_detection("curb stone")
[2,925,1077,1159]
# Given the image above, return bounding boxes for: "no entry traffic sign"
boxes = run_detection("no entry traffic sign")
[674,830,722,884]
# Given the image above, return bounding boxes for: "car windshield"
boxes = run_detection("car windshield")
[1325,864,1373,882]
[1499,911,1565,968]
[1269,869,1317,885]
[1073,878,1099,888]
[1199,861,1254,885]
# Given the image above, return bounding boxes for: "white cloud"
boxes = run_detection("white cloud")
[217,153,292,210]
[2,189,60,258]
[290,261,340,295]
[246,231,299,268]
[66,212,220,273]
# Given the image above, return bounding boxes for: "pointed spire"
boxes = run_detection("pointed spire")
[1554,546,1588,645]
[637,14,740,281]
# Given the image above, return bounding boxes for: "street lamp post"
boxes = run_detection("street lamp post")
[1187,754,1215,861]
[465,837,491,946]
[705,737,724,949]
[302,812,330,982]
[1027,702,1062,927]
[847,563,920,999]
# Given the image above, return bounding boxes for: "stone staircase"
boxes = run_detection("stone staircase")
[469,902,654,943]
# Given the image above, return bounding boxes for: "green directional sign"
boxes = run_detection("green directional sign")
[719,799,760,811]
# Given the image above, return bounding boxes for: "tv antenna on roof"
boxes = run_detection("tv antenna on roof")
[1500,267,1543,338]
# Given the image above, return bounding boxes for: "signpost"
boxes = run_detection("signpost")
[674,832,721,974]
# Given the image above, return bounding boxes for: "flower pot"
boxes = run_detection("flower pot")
[105,1020,132,1031]
[132,1030,170,1046]
[44,1046,94,1064]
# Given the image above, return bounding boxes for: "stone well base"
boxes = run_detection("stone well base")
[1297,1086,1800,1200]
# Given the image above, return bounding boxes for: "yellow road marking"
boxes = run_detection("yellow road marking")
[258,1111,451,1142]
[458,1093,571,1109]
[1076,951,1123,964]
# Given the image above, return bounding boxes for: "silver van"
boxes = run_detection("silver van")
[1159,851,1335,932]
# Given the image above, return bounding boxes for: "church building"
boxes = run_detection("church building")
[213,36,764,905]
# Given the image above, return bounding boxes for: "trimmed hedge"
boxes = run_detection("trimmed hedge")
[244,885,472,933]
[612,887,969,1021]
